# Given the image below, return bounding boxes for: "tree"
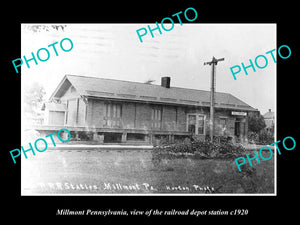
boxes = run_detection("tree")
[24,82,46,125]
[248,112,266,133]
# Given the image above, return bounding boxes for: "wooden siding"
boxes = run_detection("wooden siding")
[84,99,189,132]
[121,102,136,129]
[66,99,77,126]
[58,92,248,140]
[77,98,86,126]
[49,111,65,125]
[60,85,79,103]
[162,106,177,131]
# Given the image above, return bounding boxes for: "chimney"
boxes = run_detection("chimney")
[161,76,171,88]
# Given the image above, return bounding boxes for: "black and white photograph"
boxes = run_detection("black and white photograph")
[5,2,298,223]
[20,23,276,195]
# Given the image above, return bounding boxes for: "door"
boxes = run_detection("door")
[219,118,226,136]
[234,120,240,137]
[49,111,65,125]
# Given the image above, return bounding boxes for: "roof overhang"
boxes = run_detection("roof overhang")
[83,95,258,112]
[49,75,73,100]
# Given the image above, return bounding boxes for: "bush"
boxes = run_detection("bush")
[152,139,246,164]
[248,130,274,145]
[258,129,274,144]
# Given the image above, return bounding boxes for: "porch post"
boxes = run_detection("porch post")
[121,132,127,143]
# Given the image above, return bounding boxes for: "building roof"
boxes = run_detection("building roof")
[263,110,275,119]
[50,74,257,111]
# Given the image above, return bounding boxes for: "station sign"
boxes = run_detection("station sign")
[231,111,247,116]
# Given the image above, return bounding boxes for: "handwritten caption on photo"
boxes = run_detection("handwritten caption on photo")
[34,181,215,193]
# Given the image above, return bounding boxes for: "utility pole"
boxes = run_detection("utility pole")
[204,56,224,142]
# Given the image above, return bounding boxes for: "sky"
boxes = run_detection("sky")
[21,23,276,114]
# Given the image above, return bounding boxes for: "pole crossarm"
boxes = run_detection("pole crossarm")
[204,57,224,65]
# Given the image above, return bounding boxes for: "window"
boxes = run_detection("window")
[104,103,122,127]
[152,107,162,129]
[219,118,226,135]
[198,115,205,135]
[187,114,205,135]
[188,115,196,133]
[105,103,121,118]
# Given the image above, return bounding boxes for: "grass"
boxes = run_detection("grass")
[21,149,274,195]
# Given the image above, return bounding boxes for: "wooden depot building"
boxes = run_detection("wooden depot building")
[37,75,257,144]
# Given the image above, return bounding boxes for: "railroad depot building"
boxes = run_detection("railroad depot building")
[37,75,257,144]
